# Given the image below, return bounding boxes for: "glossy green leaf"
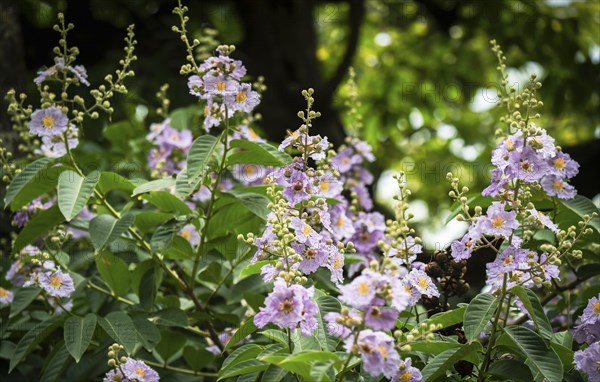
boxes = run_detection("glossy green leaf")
[13,204,64,254]
[4,157,54,209]
[10,315,65,372]
[57,170,98,221]
[225,190,270,219]
[40,341,71,382]
[89,213,134,251]
[130,314,161,351]
[464,293,498,342]
[183,346,215,371]
[152,308,188,327]
[499,326,562,382]
[141,191,192,215]
[10,287,41,318]
[9,165,65,211]
[187,134,220,183]
[224,319,258,351]
[488,359,533,382]
[409,341,462,355]
[511,286,553,342]
[96,171,135,194]
[98,312,137,354]
[64,313,97,362]
[228,139,292,166]
[421,342,482,382]
[155,329,186,361]
[426,305,466,329]
[560,195,600,233]
[132,177,176,196]
[96,250,130,296]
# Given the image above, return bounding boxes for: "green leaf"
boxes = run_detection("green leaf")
[488,359,533,382]
[152,308,188,327]
[96,250,131,296]
[183,346,215,371]
[261,351,342,380]
[218,359,268,380]
[139,267,157,311]
[155,329,186,361]
[464,293,498,342]
[511,286,553,342]
[409,341,462,355]
[426,305,466,329]
[421,342,482,382]
[9,165,65,211]
[132,178,176,196]
[98,312,137,354]
[239,260,275,278]
[57,170,99,221]
[499,326,563,382]
[228,139,292,166]
[40,341,71,382]
[89,213,135,251]
[134,211,174,233]
[314,291,341,351]
[187,134,220,184]
[63,313,97,362]
[164,235,194,260]
[224,320,258,351]
[9,287,41,318]
[141,191,192,215]
[10,315,65,372]
[97,171,135,194]
[221,344,265,374]
[4,157,53,209]
[13,204,64,254]
[560,195,600,233]
[150,220,184,252]
[130,314,161,351]
[225,190,270,219]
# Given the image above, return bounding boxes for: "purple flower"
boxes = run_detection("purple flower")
[389,277,411,311]
[38,270,75,298]
[68,206,95,239]
[450,229,481,261]
[527,207,558,233]
[574,342,600,381]
[541,175,576,199]
[486,246,529,289]
[34,57,65,84]
[316,172,344,198]
[68,65,90,86]
[346,330,400,379]
[332,148,361,173]
[187,75,203,96]
[38,127,79,158]
[581,296,600,326]
[481,202,518,237]
[327,249,345,284]
[179,224,200,246]
[290,217,321,245]
[352,183,374,210]
[281,165,314,206]
[351,212,386,253]
[388,236,422,265]
[231,164,268,185]
[573,318,600,344]
[202,74,238,96]
[158,126,193,150]
[103,369,128,382]
[0,287,14,305]
[548,151,579,179]
[292,242,328,274]
[526,126,556,158]
[309,136,329,161]
[482,168,509,197]
[329,204,355,240]
[254,278,318,336]
[200,55,246,80]
[224,83,260,113]
[353,139,375,162]
[339,271,379,309]
[231,125,266,143]
[506,146,549,182]
[29,107,69,137]
[121,358,160,382]
[406,269,439,298]
[365,306,398,330]
[392,357,424,382]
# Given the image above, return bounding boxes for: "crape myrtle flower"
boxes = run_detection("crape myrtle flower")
[325,309,363,338]
[450,226,482,261]
[224,83,260,113]
[103,369,127,382]
[573,319,600,344]
[392,357,424,382]
[527,207,558,233]
[179,224,201,247]
[29,107,69,137]
[254,278,319,336]
[364,306,398,331]
[34,57,65,84]
[574,341,600,381]
[121,358,160,382]
[581,295,600,326]
[0,287,14,305]
[230,125,266,143]
[291,242,329,274]
[350,212,386,254]
[38,126,80,158]
[541,175,577,199]
[37,269,76,298]
[406,269,440,299]
[12,197,55,228]
[548,150,579,178]
[480,202,519,237]
[345,329,400,379]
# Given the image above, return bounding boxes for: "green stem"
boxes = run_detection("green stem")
[478,274,508,381]
[142,359,216,377]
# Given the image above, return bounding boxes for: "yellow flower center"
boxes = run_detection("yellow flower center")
[341,157,350,165]
[401,371,413,382]
[135,367,145,378]
[417,277,429,289]
[593,301,600,314]
[235,90,247,103]
[248,129,259,139]
[552,180,564,191]
[216,81,226,91]
[278,299,294,314]
[553,157,566,170]
[203,105,209,116]
[302,224,311,236]
[333,256,343,269]
[376,345,388,358]
[244,166,257,176]
[336,217,345,227]
[42,115,55,129]
[357,281,370,296]
[503,255,514,266]
[505,137,515,150]
[50,275,62,289]
[491,216,505,229]
[180,230,191,240]
[404,285,413,294]
[0,288,8,298]
[320,180,330,192]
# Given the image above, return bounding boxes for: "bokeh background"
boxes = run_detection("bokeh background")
[1,0,599,250]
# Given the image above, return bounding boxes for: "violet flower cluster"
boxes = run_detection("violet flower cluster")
[103,344,160,382]
[573,294,600,381]
[449,123,581,291]
[324,176,433,380]
[5,245,75,312]
[187,45,260,131]
[146,118,193,178]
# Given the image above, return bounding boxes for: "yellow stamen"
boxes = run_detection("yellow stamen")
[135,367,145,378]
[491,216,504,229]
[552,180,564,191]
[216,81,226,91]
[278,299,294,314]
[376,345,388,358]
[336,217,345,227]
[235,90,247,103]
[593,301,600,315]
[417,277,429,289]
[42,115,55,129]
[401,371,413,382]
[320,180,330,192]
[50,275,62,289]
[357,281,370,296]
[180,230,191,240]
[0,288,8,298]
[553,157,566,170]
[302,224,311,236]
